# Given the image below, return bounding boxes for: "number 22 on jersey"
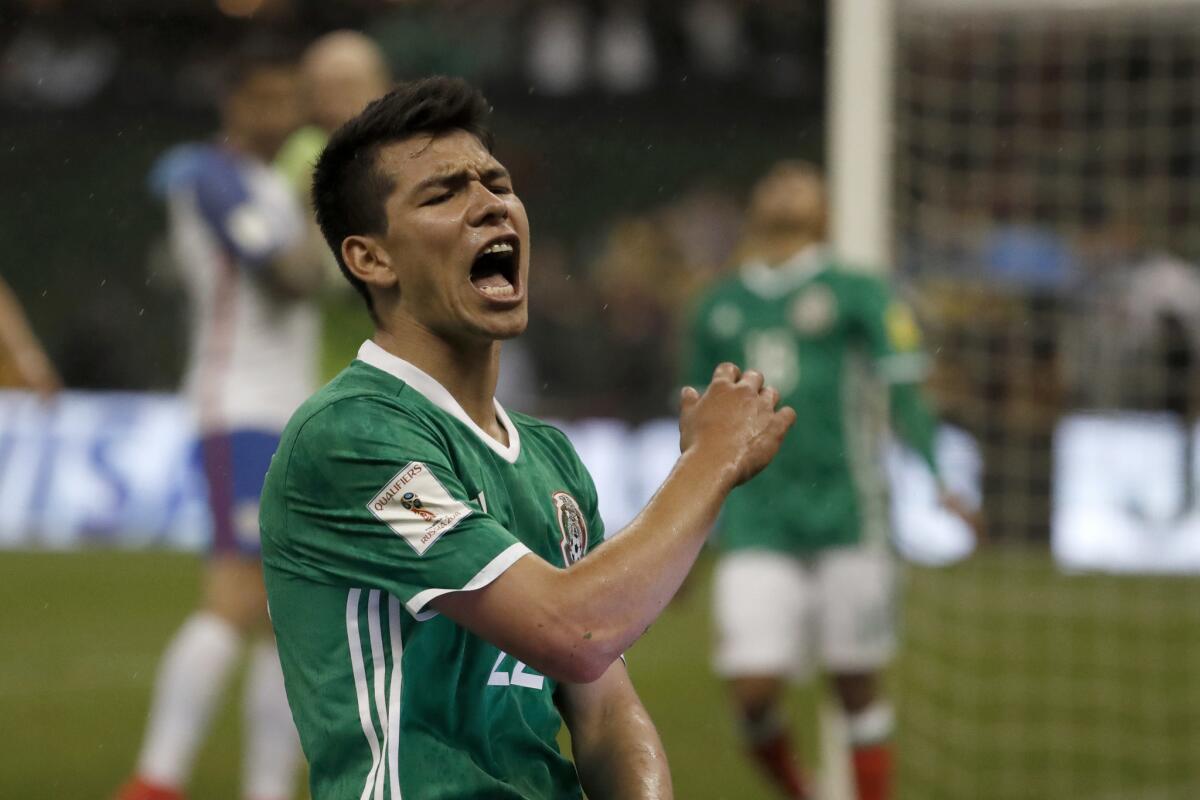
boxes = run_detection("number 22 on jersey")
[487,650,546,690]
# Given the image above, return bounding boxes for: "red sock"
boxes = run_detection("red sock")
[852,743,892,800]
[113,777,187,800]
[749,732,811,799]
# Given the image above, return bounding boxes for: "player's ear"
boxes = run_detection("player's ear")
[342,235,398,291]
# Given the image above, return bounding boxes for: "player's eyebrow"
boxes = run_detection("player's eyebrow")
[479,166,511,185]
[411,165,511,196]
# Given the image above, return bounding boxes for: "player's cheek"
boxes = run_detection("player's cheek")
[508,196,529,227]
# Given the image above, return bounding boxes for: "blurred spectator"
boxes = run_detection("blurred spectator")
[982,222,1079,292]
[591,215,683,418]
[513,237,602,416]
[681,0,746,80]
[0,1,826,107]
[526,0,657,95]
[745,0,824,98]
[371,0,517,86]
[661,183,743,284]
[1,2,118,108]
[527,0,590,94]
[595,1,656,93]
[1069,205,1200,413]
[584,184,740,420]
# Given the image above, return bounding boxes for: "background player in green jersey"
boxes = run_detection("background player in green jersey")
[274,31,393,378]
[260,76,796,800]
[685,162,978,800]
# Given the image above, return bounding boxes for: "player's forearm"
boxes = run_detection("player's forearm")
[551,447,735,672]
[435,368,792,684]
[0,281,60,395]
[573,698,672,800]
[0,280,42,356]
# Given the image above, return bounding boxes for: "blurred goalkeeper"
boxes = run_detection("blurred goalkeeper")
[684,161,974,800]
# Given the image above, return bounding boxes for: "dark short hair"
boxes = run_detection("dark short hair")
[311,76,494,312]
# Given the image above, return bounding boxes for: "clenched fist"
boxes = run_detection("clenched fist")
[679,362,796,488]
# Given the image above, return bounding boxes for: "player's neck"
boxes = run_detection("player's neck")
[371,326,507,444]
[745,233,821,267]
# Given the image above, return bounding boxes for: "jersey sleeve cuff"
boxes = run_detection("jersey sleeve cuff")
[405,542,533,621]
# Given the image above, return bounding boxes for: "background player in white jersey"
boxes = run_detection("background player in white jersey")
[116,37,326,800]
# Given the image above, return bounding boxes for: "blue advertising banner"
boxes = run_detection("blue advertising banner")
[0,391,208,550]
[0,390,979,566]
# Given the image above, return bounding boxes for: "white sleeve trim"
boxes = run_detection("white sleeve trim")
[405,542,533,621]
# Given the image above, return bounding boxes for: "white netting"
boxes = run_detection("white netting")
[891,3,1200,797]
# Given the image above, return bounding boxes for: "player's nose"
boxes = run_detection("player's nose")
[466,182,509,227]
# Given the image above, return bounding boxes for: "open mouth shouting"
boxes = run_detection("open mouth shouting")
[470,235,522,304]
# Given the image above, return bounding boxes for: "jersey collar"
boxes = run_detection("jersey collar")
[356,340,521,464]
[740,244,828,298]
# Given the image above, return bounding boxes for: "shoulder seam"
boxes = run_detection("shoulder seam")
[276,388,434,543]
[298,392,437,452]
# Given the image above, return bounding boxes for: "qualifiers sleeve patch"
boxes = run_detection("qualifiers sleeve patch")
[367,461,473,555]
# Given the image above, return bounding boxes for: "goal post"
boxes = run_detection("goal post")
[828,0,894,271]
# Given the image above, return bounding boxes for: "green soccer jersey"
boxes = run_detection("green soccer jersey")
[685,246,939,554]
[260,340,603,800]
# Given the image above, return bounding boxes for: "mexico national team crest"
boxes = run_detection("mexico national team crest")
[790,284,837,335]
[552,491,588,565]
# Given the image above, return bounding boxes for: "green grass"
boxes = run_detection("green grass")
[896,550,1200,800]
[3,549,1200,798]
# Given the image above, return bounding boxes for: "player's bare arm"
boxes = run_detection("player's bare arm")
[0,276,60,399]
[556,660,672,800]
[432,362,795,683]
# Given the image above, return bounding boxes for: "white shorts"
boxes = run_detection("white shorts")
[712,547,897,679]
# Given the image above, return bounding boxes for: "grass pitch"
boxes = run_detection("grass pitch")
[3,549,1199,798]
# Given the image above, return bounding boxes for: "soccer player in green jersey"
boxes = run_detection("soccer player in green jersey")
[685,162,977,800]
[259,76,796,800]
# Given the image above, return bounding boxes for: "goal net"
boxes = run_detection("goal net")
[890,1,1200,797]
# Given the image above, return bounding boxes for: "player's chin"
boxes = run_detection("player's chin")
[493,310,529,340]
[470,306,528,341]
